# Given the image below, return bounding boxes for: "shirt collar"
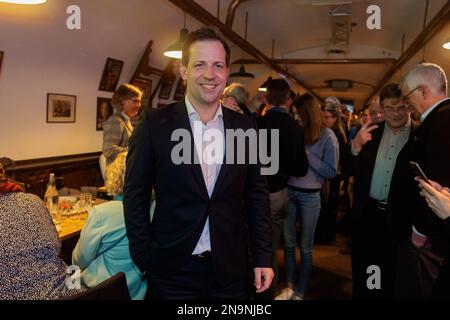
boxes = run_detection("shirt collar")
[267,106,289,114]
[420,98,450,122]
[185,96,223,122]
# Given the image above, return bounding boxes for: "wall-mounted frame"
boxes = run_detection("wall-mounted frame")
[47,93,76,123]
[99,57,123,92]
[158,76,175,100]
[0,51,3,74]
[96,97,113,131]
[173,77,186,101]
[131,78,152,109]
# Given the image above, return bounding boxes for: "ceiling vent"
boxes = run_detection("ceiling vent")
[326,79,353,91]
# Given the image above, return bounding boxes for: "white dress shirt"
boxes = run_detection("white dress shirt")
[185,97,225,255]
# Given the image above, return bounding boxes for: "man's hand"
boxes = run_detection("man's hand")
[411,229,428,248]
[254,267,274,293]
[351,120,378,154]
[222,96,243,114]
[419,179,450,220]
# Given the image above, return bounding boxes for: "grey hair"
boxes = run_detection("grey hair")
[399,63,447,95]
[223,83,249,106]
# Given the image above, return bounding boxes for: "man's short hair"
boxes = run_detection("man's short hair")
[181,26,231,67]
[399,63,448,95]
[266,78,290,106]
[380,83,401,104]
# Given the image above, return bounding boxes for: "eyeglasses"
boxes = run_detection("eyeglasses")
[383,105,407,115]
[403,86,420,101]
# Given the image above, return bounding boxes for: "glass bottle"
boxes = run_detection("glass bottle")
[44,173,59,209]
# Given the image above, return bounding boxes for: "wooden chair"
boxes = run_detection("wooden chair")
[62,272,131,300]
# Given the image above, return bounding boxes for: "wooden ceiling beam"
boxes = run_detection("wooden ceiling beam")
[225,0,252,28]
[233,58,397,64]
[167,0,322,101]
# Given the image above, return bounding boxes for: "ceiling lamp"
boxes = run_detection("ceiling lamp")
[258,76,273,92]
[443,39,450,50]
[163,14,189,59]
[230,12,254,78]
[230,65,255,78]
[0,0,46,3]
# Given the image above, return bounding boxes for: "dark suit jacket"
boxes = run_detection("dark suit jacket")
[346,121,418,240]
[123,100,272,287]
[409,98,450,255]
[256,108,308,193]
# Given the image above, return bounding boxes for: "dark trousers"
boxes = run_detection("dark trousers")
[147,255,248,300]
[351,199,396,300]
[395,238,444,299]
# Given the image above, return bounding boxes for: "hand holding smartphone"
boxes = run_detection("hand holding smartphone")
[409,161,430,184]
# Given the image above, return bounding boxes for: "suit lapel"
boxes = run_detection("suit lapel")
[172,101,209,198]
[117,112,133,135]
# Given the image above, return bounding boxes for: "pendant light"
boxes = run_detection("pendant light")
[0,0,46,3]
[163,13,189,59]
[230,11,254,78]
[443,39,450,50]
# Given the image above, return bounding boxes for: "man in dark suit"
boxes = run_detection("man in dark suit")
[123,27,273,300]
[347,83,416,299]
[397,63,450,299]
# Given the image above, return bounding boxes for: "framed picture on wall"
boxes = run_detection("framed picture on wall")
[99,57,123,92]
[0,51,3,74]
[96,97,113,131]
[131,78,152,109]
[173,77,186,101]
[158,77,175,100]
[47,93,76,123]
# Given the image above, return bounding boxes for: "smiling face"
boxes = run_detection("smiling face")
[381,97,409,130]
[122,95,142,119]
[180,40,229,110]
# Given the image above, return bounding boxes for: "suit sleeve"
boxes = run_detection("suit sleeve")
[244,118,272,268]
[123,110,153,273]
[103,117,127,161]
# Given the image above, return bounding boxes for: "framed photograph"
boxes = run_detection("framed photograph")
[0,51,3,74]
[47,93,76,123]
[131,78,152,109]
[173,77,186,101]
[96,97,114,131]
[158,76,175,100]
[99,58,123,92]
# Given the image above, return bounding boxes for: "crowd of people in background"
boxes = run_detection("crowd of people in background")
[1,26,449,300]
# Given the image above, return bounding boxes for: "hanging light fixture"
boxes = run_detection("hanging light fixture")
[163,13,189,59]
[258,76,273,92]
[443,39,450,50]
[230,11,255,79]
[0,0,46,3]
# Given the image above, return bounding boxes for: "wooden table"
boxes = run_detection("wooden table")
[57,198,106,240]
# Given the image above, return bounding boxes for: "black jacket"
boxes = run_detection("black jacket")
[256,107,308,193]
[123,101,272,287]
[345,121,418,241]
[408,99,450,254]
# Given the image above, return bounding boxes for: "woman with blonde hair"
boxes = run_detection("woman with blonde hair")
[276,94,339,300]
[102,84,142,165]
[72,152,149,299]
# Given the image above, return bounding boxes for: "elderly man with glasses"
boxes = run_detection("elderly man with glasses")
[396,63,450,299]
[346,83,418,300]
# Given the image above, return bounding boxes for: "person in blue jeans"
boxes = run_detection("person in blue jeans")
[276,94,339,300]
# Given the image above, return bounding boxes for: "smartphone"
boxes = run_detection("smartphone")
[409,161,430,184]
